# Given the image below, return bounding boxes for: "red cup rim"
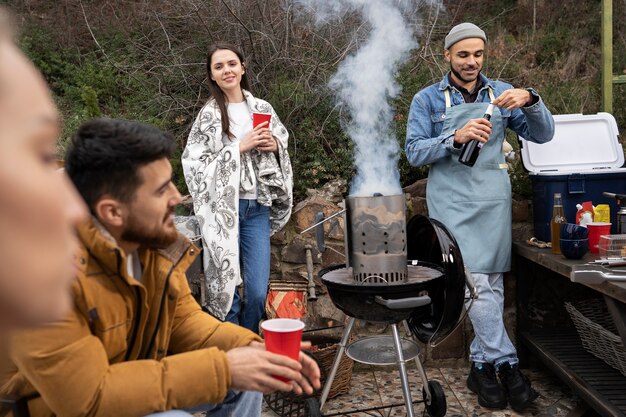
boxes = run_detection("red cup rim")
[261,318,304,333]
[587,222,611,227]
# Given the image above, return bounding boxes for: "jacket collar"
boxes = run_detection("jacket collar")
[76,217,123,277]
[76,217,196,279]
[438,72,495,93]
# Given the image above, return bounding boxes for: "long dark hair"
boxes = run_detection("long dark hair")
[206,42,252,139]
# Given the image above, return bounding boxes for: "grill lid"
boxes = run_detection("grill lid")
[405,215,466,345]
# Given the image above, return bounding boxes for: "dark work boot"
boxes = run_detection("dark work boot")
[497,362,539,411]
[466,362,507,409]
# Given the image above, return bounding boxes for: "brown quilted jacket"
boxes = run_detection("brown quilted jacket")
[1,218,261,417]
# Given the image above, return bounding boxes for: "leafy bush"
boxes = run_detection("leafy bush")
[10,0,626,203]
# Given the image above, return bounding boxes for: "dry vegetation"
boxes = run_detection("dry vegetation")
[5,0,626,199]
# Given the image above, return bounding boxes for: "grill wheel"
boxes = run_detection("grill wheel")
[424,380,447,417]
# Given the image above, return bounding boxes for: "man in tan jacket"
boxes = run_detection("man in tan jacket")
[1,117,320,417]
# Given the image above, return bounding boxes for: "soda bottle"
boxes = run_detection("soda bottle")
[550,193,567,254]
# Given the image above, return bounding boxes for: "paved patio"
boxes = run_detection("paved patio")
[261,362,585,417]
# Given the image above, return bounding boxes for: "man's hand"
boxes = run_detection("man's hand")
[453,117,492,146]
[296,342,321,395]
[492,88,533,110]
[227,341,321,395]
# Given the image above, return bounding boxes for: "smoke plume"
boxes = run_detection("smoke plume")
[298,0,423,197]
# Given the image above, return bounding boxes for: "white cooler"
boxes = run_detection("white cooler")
[520,112,626,241]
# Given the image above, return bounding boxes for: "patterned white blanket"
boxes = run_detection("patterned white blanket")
[182,90,293,319]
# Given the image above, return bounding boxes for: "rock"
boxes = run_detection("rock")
[269,249,282,274]
[410,196,429,217]
[292,195,345,240]
[321,243,346,266]
[280,270,309,281]
[403,178,428,199]
[281,236,322,264]
[306,292,344,321]
[512,195,530,222]
[404,179,429,218]
[270,228,288,245]
[305,178,347,203]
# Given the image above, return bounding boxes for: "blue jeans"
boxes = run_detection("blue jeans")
[225,199,270,333]
[143,390,262,416]
[465,272,518,367]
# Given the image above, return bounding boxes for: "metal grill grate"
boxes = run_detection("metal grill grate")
[353,271,407,283]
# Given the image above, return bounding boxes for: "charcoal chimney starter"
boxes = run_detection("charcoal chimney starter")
[344,194,408,283]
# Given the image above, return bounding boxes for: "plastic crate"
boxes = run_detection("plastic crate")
[565,299,626,377]
[598,234,626,258]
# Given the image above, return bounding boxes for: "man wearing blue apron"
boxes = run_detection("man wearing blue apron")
[405,23,554,411]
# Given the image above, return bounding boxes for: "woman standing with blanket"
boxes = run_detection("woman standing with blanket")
[182,42,293,333]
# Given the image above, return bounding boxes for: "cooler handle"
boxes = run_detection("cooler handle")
[567,173,585,194]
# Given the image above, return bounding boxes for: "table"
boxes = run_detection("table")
[513,242,626,417]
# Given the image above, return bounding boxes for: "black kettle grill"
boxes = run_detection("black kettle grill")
[304,194,475,417]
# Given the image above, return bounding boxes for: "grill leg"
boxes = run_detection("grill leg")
[403,320,431,402]
[319,316,355,411]
[391,323,415,417]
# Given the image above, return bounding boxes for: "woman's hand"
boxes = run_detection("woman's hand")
[257,136,278,153]
[239,122,272,153]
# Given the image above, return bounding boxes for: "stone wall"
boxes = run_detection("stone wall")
[269,178,535,365]
[187,178,535,365]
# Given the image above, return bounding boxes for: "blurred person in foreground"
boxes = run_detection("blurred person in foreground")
[405,23,554,412]
[0,7,87,331]
[1,117,320,417]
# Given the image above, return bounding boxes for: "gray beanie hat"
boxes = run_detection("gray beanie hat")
[444,23,486,49]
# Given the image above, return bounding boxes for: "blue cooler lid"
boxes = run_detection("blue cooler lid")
[520,112,624,176]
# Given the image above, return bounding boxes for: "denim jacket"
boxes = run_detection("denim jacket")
[405,73,555,168]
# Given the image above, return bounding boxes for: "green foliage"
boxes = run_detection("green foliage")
[535,26,570,67]
[78,85,102,118]
[12,0,625,204]
[17,22,188,192]
[287,98,355,198]
[395,63,439,187]
[505,131,532,197]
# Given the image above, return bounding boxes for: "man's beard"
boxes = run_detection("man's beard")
[121,210,178,249]
[451,64,480,84]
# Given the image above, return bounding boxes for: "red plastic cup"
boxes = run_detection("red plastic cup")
[261,318,304,382]
[587,222,611,254]
[252,112,272,128]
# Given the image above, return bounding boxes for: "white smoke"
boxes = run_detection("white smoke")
[297,0,424,197]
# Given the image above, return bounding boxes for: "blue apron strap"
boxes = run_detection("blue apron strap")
[446,86,494,105]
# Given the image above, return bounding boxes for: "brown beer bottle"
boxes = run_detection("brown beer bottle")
[550,193,567,254]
